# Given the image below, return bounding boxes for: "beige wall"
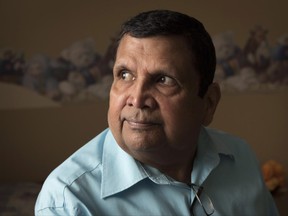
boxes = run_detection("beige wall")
[0,1,287,183]
[211,91,288,168]
[1,0,288,57]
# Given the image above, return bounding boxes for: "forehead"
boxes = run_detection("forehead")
[117,34,192,56]
[115,35,196,75]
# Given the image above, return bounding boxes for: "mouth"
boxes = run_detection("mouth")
[124,119,161,130]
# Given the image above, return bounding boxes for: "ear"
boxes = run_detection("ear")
[202,83,221,126]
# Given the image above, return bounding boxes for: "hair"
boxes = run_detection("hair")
[115,9,216,98]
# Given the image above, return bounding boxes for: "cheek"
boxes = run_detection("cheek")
[110,86,127,105]
[108,89,126,124]
[162,97,204,131]
[158,99,184,132]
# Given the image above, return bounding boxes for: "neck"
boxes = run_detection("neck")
[125,141,197,184]
[157,158,194,183]
[136,150,196,184]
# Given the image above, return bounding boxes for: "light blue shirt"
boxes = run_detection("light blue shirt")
[35,127,278,216]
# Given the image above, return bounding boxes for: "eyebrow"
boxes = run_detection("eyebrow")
[115,60,182,79]
[113,58,134,70]
[113,62,129,72]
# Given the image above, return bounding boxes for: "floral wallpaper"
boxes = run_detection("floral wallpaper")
[213,26,288,92]
[0,25,287,103]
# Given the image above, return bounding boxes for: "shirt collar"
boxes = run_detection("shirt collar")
[101,130,148,198]
[191,127,235,185]
[101,130,179,198]
[101,127,235,197]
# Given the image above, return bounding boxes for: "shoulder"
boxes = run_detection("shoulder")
[205,127,246,144]
[203,128,278,215]
[49,128,110,183]
[203,127,263,177]
[205,127,255,159]
[35,128,111,214]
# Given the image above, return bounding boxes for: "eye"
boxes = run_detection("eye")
[120,71,135,81]
[156,75,177,86]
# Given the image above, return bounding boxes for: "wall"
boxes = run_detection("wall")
[0,98,109,182]
[1,0,288,57]
[211,91,288,168]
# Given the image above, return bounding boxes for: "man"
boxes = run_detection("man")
[35,10,278,215]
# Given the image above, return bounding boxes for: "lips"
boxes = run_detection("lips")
[124,118,161,130]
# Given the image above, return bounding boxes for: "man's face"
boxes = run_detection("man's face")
[108,35,208,165]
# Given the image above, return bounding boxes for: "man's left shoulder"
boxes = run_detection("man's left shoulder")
[205,127,256,160]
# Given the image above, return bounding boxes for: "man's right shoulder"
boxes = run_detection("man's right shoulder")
[50,128,110,183]
[35,128,111,213]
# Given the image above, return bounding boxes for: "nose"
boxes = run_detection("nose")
[126,79,157,109]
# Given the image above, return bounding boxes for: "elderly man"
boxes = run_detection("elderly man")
[35,10,278,216]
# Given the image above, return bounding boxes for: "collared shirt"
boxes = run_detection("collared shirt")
[35,127,279,216]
